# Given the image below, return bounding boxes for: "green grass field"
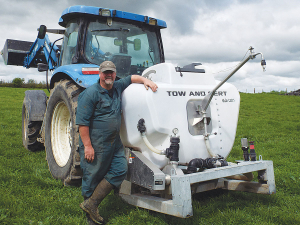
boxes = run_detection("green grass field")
[0,87,299,224]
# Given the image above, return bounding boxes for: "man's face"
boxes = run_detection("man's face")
[99,70,116,86]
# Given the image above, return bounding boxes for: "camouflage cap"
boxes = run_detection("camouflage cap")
[99,61,117,73]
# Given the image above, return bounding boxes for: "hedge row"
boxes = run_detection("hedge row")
[0,78,47,89]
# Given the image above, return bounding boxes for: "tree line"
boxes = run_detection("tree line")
[0,78,47,89]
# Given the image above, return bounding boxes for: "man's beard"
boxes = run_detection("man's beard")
[105,79,113,85]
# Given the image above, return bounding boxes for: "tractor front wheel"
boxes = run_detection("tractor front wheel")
[44,80,83,185]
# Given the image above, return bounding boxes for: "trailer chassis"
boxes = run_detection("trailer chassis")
[119,155,275,218]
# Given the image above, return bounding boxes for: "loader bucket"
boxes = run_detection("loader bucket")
[1,39,34,66]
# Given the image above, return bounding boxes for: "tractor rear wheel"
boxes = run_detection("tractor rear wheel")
[44,80,83,186]
[22,102,44,152]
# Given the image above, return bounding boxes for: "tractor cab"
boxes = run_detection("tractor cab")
[59,7,166,78]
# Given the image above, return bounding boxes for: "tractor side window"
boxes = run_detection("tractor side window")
[68,32,78,47]
[84,20,162,78]
[61,21,79,65]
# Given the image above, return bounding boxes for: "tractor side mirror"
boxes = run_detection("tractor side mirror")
[134,39,141,51]
[114,38,141,50]
[114,39,123,46]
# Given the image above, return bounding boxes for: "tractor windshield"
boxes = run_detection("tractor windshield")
[84,20,162,78]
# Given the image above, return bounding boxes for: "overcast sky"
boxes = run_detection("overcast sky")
[0,0,299,93]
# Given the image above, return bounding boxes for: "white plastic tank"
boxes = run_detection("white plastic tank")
[120,63,240,169]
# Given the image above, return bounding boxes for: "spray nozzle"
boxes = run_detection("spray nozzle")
[261,59,266,72]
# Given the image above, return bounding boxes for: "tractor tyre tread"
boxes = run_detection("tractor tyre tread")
[22,103,44,152]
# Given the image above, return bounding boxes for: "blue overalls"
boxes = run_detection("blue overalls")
[76,76,131,198]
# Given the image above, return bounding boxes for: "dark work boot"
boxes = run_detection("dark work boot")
[80,179,113,225]
[83,197,98,225]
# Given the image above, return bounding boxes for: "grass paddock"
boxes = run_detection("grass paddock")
[0,87,299,224]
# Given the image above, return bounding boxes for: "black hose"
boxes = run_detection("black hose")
[46,37,63,92]
[187,157,228,174]
[187,158,204,173]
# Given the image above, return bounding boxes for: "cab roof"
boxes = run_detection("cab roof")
[59,5,167,28]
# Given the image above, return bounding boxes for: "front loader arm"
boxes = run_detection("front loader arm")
[24,25,61,70]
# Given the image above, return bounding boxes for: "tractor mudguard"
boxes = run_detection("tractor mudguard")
[51,64,100,89]
[24,90,47,122]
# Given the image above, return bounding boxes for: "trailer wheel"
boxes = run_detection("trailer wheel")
[22,102,44,151]
[45,80,83,185]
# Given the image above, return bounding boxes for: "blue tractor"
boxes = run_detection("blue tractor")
[2,5,167,186]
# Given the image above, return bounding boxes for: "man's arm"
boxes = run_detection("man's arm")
[79,125,95,163]
[131,75,158,92]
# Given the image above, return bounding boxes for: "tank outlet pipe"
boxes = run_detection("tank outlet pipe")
[166,136,180,162]
[137,119,166,155]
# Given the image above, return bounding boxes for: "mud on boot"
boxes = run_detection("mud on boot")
[83,197,101,225]
[80,179,113,224]
[86,213,99,225]
[80,200,104,224]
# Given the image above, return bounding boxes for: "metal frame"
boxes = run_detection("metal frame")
[119,160,275,218]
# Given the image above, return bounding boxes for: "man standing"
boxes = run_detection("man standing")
[76,61,157,224]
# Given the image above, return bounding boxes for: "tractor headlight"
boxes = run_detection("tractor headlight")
[149,18,157,26]
[99,9,111,17]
